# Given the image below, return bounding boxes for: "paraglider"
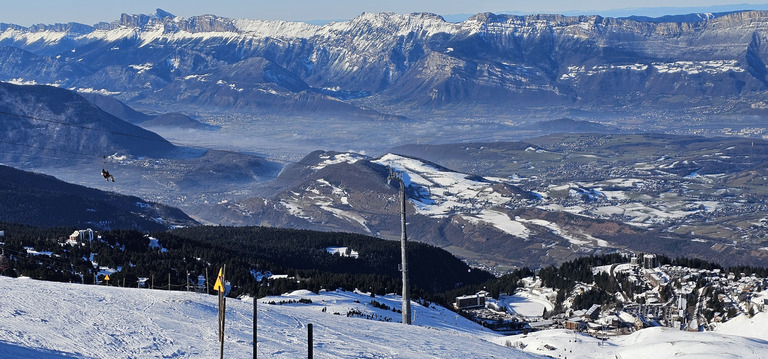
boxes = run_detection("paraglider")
[101,155,115,182]
[101,168,115,182]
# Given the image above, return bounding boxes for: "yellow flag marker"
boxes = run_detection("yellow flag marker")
[213,267,225,292]
[105,274,110,281]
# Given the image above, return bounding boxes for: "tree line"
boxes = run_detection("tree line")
[0,222,493,301]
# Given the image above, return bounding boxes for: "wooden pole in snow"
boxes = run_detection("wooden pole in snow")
[307,323,313,359]
[217,265,227,359]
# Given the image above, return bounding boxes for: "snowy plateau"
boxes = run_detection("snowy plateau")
[1,276,767,359]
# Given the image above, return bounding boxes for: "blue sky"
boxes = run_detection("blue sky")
[3,0,768,26]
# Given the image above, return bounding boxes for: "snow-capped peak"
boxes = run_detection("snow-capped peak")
[153,8,176,20]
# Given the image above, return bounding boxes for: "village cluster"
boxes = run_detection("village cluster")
[454,254,768,337]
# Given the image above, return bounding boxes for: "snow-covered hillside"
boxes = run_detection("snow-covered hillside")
[1,276,767,358]
[374,153,516,218]
[0,276,532,358]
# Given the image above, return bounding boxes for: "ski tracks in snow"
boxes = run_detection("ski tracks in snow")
[253,300,529,359]
[1,277,531,359]
[0,278,252,358]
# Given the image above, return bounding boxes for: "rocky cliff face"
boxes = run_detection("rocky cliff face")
[1,9,767,116]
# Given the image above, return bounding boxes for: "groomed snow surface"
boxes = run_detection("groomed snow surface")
[0,276,531,358]
[1,276,767,358]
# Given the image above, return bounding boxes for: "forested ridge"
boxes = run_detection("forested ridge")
[0,222,493,304]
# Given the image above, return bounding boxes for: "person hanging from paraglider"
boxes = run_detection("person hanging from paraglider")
[101,168,115,182]
[101,155,115,182]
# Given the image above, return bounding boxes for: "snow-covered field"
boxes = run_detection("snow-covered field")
[1,276,767,358]
[492,278,556,318]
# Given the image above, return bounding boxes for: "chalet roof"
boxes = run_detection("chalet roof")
[617,311,635,323]
[585,304,600,316]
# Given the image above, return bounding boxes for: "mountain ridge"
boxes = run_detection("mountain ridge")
[0,82,176,166]
[2,10,768,117]
[211,149,767,271]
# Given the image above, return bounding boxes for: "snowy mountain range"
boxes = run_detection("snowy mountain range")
[2,276,766,358]
[3,9,768,117]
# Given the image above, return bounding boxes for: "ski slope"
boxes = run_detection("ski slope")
[0,276,535,358]
[1,276,767,358]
